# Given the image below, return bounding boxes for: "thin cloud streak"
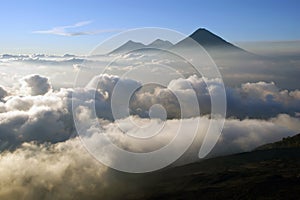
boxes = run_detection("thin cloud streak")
[33,20,123,36]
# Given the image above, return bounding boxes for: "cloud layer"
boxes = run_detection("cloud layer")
[0,74,298,152]
[0,139,110,200]
[0,73,299,198]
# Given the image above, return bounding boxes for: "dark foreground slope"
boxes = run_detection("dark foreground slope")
[256,133,300,150]
[109,137,300,200]
[124,149,300,200]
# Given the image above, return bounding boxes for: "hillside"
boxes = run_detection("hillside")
[107,134,300,199]
[255,133,300,150]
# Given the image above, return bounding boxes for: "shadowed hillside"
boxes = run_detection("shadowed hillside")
[109,134,300,200]
[255,133,300,150]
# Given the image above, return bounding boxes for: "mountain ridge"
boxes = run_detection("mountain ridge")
[147,39,173,49]
[108,28,250,55]
[115,133,300,199]
[255,133,300,150]
[109,40,146,54]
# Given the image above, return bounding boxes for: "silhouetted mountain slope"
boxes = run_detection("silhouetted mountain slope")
[175,28,246,52]
[109,39,174,54]
[115,148,300,200]
[109,134,300,199]
[109,40,146,54]
[172,28,257,61]
[190,28,233,47]
[109,28,255,58]
[255,133,300,150]
[147,39,173,49]
[108,28,295,91]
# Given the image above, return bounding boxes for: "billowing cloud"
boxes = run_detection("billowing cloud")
[0,73,299,198]
[0,139,110,200]
[0,114,298,199]
[227,81,300,118]
[0,74,299,152]
[210,114,300,157]
[20,74,52,96]
[130,75,300,119]
[0,86,7,101]
[0,89,74,150]
[81,114,299,164]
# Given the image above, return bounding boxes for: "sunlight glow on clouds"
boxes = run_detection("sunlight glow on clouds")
[0,74,299,152]
[0,72,299,198]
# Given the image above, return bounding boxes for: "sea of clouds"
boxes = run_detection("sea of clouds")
[0,51,299,199]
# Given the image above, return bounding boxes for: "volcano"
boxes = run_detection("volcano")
[109,28,251,57]
[174,28,248,54]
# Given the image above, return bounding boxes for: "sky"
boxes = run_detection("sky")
[1,0,299,55]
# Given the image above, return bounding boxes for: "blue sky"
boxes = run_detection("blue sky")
[1,0,299,54]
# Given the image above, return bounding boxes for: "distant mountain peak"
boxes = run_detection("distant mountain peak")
[194,28,210,32]
[124,40,144,45]
[125,40,142,44]
[171,27,249,55]
[109,39,174,54]
[109,28,249,55]
[152,39,165,42]
[147,39,173,49]
[148,39,170,44]
[189,28,233,47]
[109,40,145,54]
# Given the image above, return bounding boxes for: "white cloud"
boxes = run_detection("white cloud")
[0,86,7,101]
[227,81,300,118]
[211,115,300,156]
[0,112,298,199]
[0,74,299,152]
[20,74,52,96]
[270,113,300,131]
[33,21,122,36]
[0,139,109,200]
[0,73,298,198]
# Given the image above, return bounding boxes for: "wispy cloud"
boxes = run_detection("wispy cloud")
[33,21,122,36]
